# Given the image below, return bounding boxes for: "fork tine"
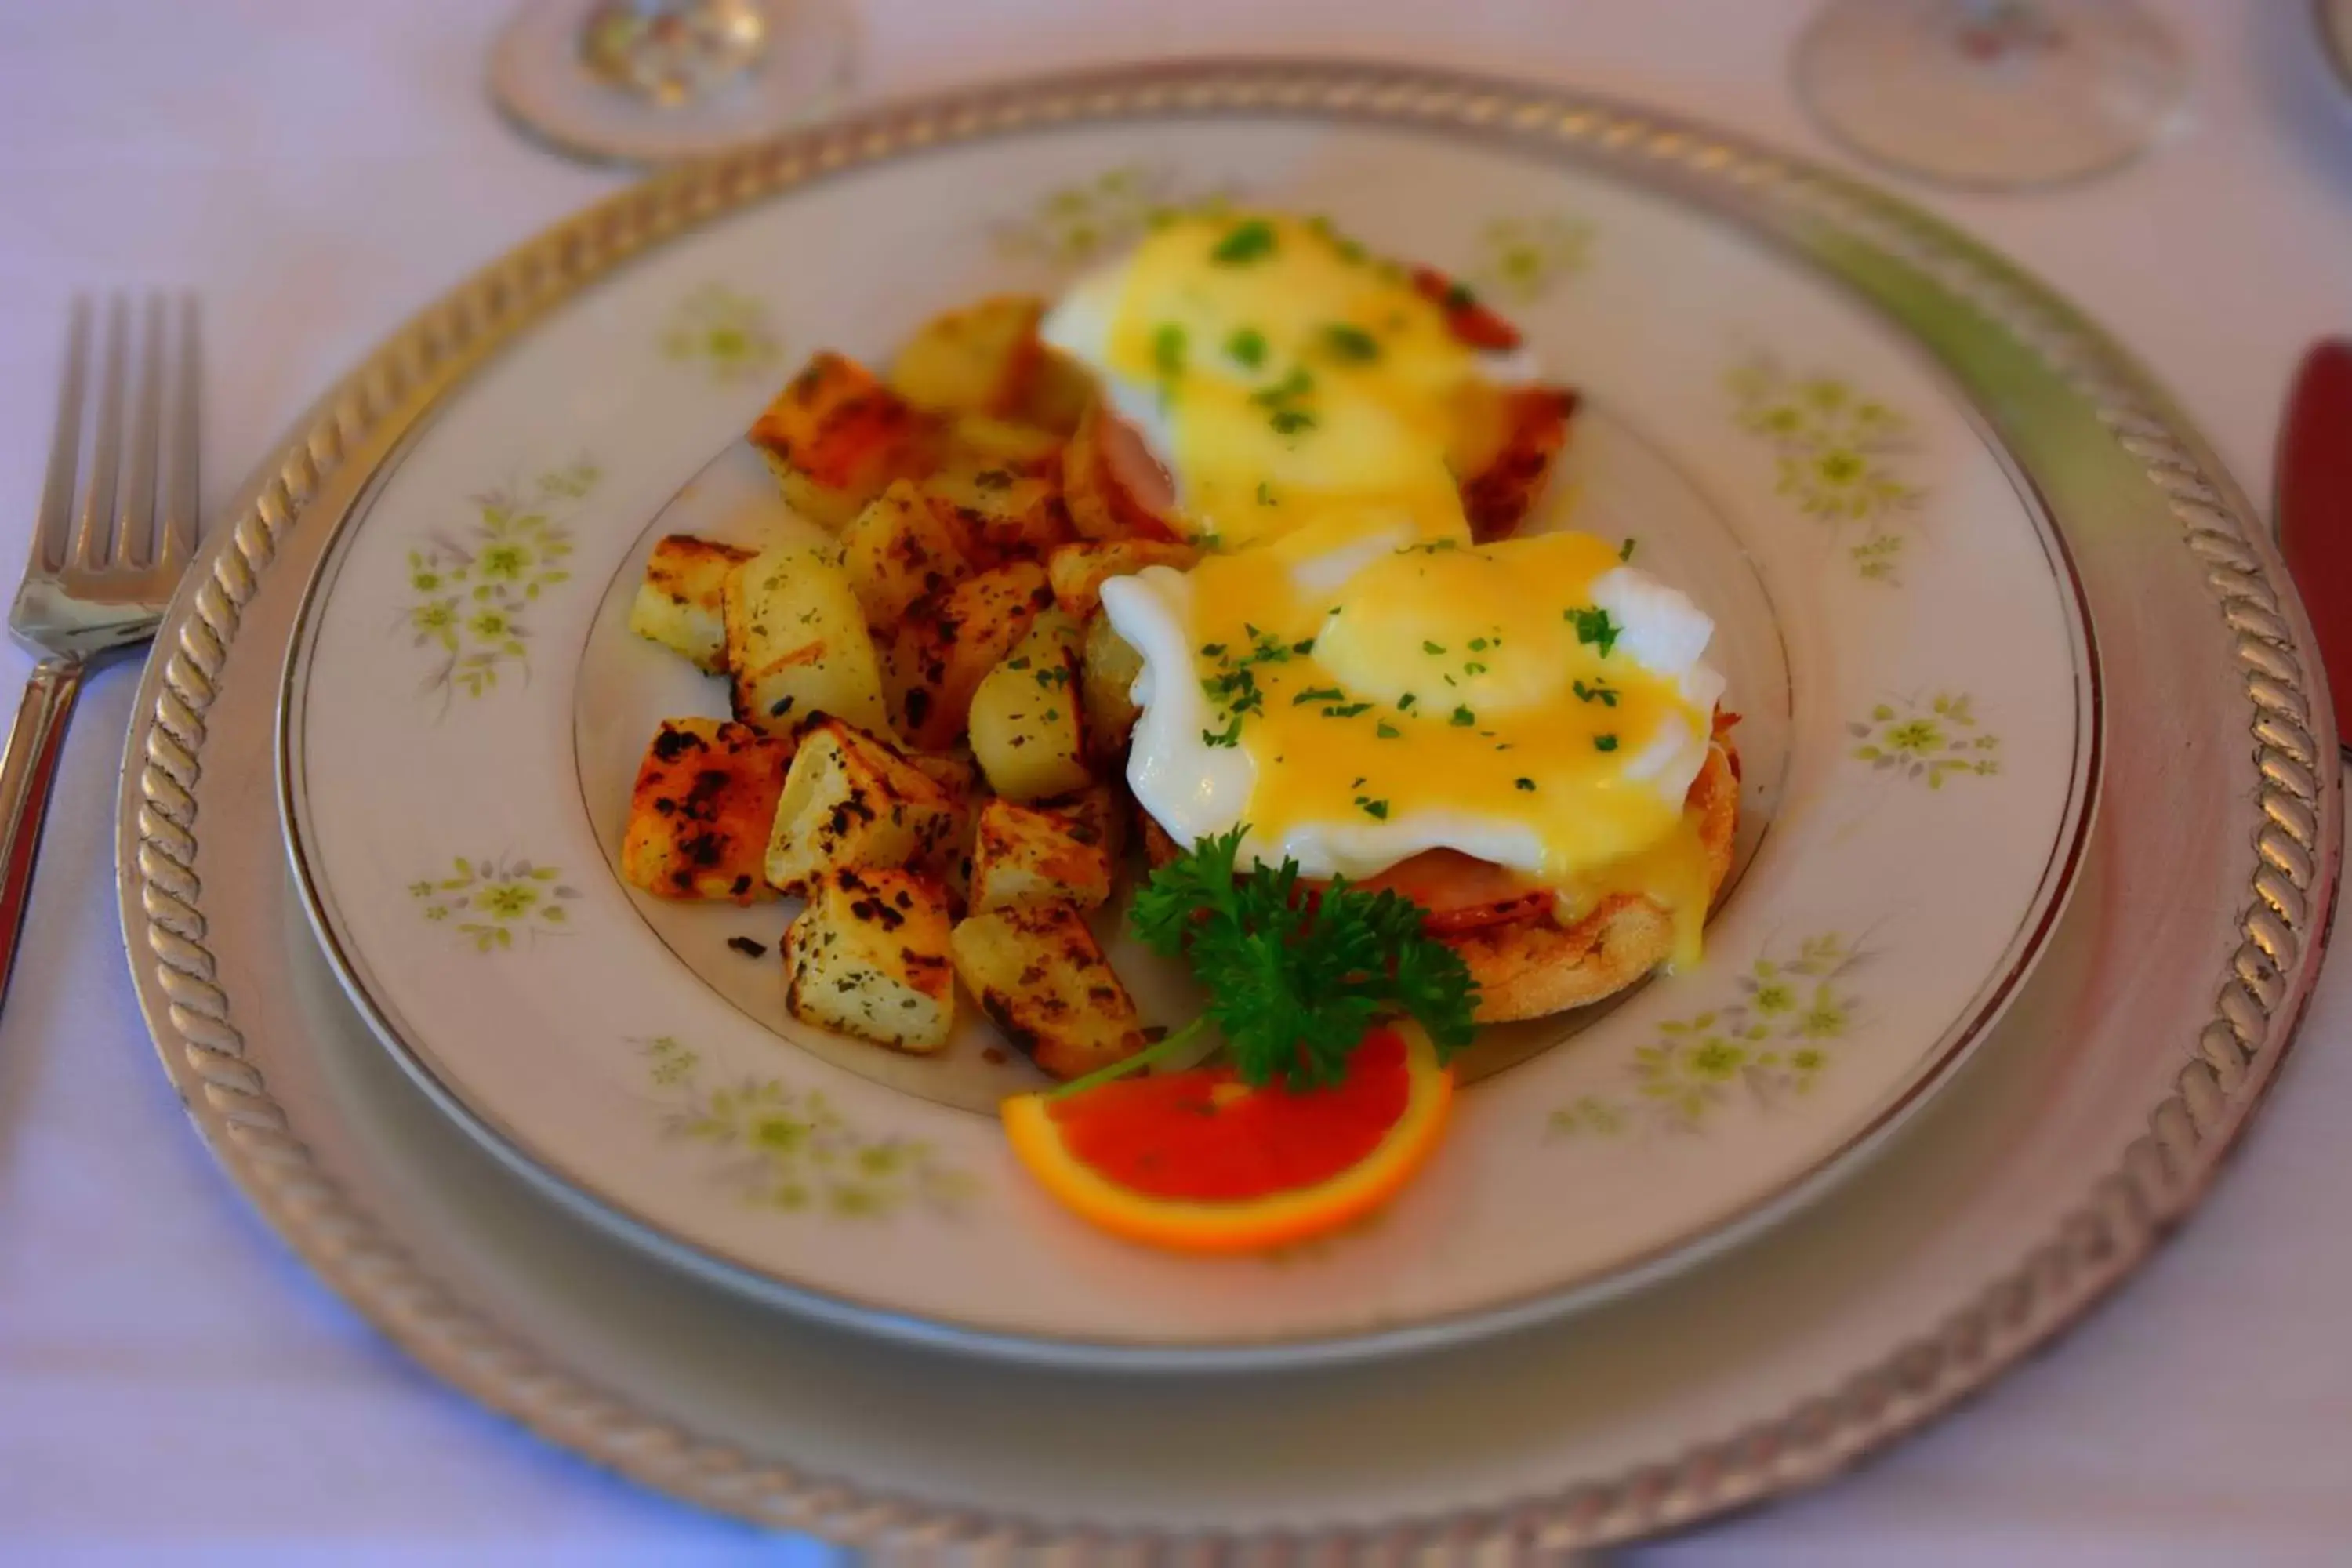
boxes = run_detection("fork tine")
[161,293,200,568]
[118,295,164,567]
[70,296,129,569]
[34,298,91,574]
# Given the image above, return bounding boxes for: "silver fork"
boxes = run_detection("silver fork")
[0,295,199,1009]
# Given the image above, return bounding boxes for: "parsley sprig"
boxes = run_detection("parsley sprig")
[1056,827,1479,1096]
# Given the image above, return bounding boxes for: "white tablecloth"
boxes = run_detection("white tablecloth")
[1,2,2347,1559]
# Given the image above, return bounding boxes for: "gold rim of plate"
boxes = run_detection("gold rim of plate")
[116,57,2343,1553]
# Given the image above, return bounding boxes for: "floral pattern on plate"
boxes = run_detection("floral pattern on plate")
[640,1036,976,1218]
[1726,355,1922,583]
[1850,693,2002,786]
[661,283,784,383]
[410,854,583,951]
[1469,213,1595,303]
[1549,933,1868,1138]
[993,165,1229,267]
[398,460,595,709]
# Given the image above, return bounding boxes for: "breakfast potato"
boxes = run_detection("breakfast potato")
[629,535,752,673]
[621,718,792,903]
[838,479,974,630]
[749,352,940,531]
[1011,347,1095,437]
[783,867,956,1053]
[1046,537,1198,620]
[764,717,964,895]
[1042,782,1127,862]
[921,466,1073,568]
[1062,400,1183,543]
[1079,610,1146,763]
[903,746,981,804]
[884,561,1055,750]
[967,608,1090,802]
[1456,385,1577,543]
[967,794,1115,914]
[943,415,1064,477]
[949,902,1149,1080]
[722,543,894,738]
[887,295,1044,416]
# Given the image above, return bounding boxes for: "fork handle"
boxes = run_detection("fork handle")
[0,656,85,1009]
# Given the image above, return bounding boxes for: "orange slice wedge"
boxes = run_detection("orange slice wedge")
[1001,1025,1454,1254]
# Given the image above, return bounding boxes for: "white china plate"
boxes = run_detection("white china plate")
[276,102,2096,1364]
[120,63,2336,1548]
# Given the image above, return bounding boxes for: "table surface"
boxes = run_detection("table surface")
[2,1,2349,1560]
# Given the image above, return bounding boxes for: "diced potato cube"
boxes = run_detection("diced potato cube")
[783,868,955,1053]
[764,718,963,895]
[1011,346,1095,436]
[921,466,1072,568]
[887,296,1045,416]
[944,415,1064,477]
[1080,611,1145,763]
[968,609,1090,801]
[628,535,752,673]
[968,795,1114,914]
[884,561,1054,750]
[722,543,894,738]
[749,352,940,530]
[949,902,1149,1080]
[839,480,974,630]
[903,747,981,803]
[1045,538,1199,620]
[621,718,792,902]
[1039,782,1127,862]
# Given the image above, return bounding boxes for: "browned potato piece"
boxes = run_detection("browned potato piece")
[1045,538,1199,620]
[967,795,1114,914]
[1080,610,1145,764]
[1011,347,1095,437]
[764,718,963,895]
[903,747,981,803]
[967,609,1089,802]
[749,352,941,530]
[921,466,1073,568]
[622,718,792,903]
[949,902,1149,1080]
[943,415,1064,477]
[838,480,975,630]
[1454,384,1577,543]
[721,543,893,738]
[884,561,1055,750]
[783,867,956,1053]
[887,296,1045,416]
[629,535,753,673]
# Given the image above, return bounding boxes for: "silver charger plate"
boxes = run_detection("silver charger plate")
[118,60,2339,1552]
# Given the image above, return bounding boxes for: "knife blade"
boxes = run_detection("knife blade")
[2274,338,2352,758]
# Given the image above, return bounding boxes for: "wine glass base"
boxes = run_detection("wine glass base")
[1794,0,2188,191]
[490,0,859,168]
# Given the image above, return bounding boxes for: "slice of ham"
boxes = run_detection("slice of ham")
[1410,266,1523,352]
[1351,848,1553,933]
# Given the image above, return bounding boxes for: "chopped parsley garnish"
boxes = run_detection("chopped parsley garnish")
[1465,662,1488,676]
[1450,706,1477,727]
[1397,692,1418,710]
[1595,734,1621,753]
[1573,678,1619,707]
[1620,537,1636,561]
[1203,716,1243,747]
[1089,826,1477,1093]
[1256,480,1276,506]
[1322,323,1381,362]
[1227,327,1268,368]
[1567,606,1621,657]
[1269,408,1316,435]
[1356,797,1391,820]
[1515,777,1536,792]
[1376,720,1402,739]
[1468,637,1489,652]
[1152,323,1187,378]
[1200,642,1227,659]
[1210,219,1276,265]
[1443,280,1477,310]
[1422,641,1446,655]
[1322,702,1374,719]
[1292,686,1346,706]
